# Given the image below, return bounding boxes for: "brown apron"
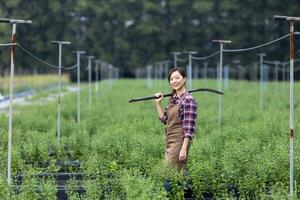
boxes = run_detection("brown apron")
[165,92,189,170]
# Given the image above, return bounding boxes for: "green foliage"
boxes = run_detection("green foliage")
[120,169,167,200]
[0,79,300,198]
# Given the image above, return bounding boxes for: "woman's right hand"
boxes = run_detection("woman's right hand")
[154,92,164,104]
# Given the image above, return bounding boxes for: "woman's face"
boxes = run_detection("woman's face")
[169,71,186,91]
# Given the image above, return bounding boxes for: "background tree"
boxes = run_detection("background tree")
[0,0,300,78]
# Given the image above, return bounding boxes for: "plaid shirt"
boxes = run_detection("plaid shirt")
[160,93,197,139]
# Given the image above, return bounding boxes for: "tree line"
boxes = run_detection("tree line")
[0,0,299,77]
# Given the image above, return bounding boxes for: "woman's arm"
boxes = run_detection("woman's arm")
[155,92,166,120]
[179,137,190,161]
[182,97,197,138]
[179,96,197,161]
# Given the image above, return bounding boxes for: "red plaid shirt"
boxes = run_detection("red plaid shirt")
[160,93,197,138]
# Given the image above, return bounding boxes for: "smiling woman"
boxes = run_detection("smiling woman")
[154,67,197,193]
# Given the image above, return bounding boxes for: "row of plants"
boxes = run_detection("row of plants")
[0,79,299,199]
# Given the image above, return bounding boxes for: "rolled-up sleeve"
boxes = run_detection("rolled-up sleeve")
[182,97,197,138]
[159,108,168,125]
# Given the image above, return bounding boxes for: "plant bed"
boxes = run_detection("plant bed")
[35,160,81,172]
[15,172,86,200]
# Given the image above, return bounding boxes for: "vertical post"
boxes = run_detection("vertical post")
[100,62,104,81]
[224,65,229,90]
[203,62,208,86]
[273,15,300,198]
[253,62,258,82]
[275,61,279,91]
[164,60,170,79]
[7,23,16,185]
[258,53,266,110]
[73,51,85,136]
[154,64,158,90]
[171,51,181,68]
[213,40,231,128]
[108,64,113,89]
[86,56,95,105]
[233,60,241,90]
[184,51,197,90]
[52,41,71,144]
[289,20,295,198]
[147,65,153,88]
[282,63,286,81]
[0,18,32,185]
[158,62,163,91]
[263,64,269,91]
[95,60,100,93]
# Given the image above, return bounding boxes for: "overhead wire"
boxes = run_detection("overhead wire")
[223,34,290,53]
[17,44,77,70]
[191,51,220,60]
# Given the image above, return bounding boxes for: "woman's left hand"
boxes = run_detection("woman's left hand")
[179,149,187,161]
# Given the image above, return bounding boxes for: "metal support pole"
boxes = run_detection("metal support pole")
[86,56,95,106]
[184,51,197,90]
[7,23,16,186]
[1,18,32,185]
[52,41,71,144]
[147,65,153,88]
[213,40,231,128]
[95,60,100,93]
[203,62,208,86]
[282,64,285,81]
[164,60,170,79]
[289,20,295,198]
[274,15,300,198]
[275,61,279,91]
[158,62,163,90]
[258,53,266,110]
[171,51,181,68]
[73,51,85,137]
[224,65,229,90]
[154,64,159,90]
[108,64,113,89]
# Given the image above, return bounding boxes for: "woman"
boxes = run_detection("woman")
[155,67,197,170]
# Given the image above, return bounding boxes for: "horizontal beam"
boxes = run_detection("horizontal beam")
[213,40,232,43]
[0,18,32,24]
[273,15,300,21]
[51,41,71,45]
[72,50,85,54]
